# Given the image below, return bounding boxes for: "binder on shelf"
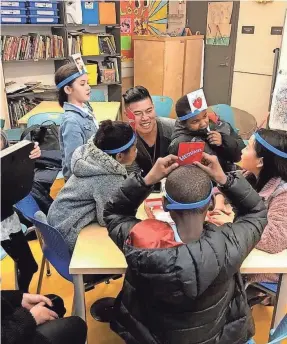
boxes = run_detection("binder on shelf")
[99,2,116,25]
[81,34,100,56]
[86,64,98,85]
[81,1,99,25]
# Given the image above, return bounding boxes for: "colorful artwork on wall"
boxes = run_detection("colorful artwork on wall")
[120,0,168,61]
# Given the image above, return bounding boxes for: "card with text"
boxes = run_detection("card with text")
[178,142,205,166]
[126,107,136,131]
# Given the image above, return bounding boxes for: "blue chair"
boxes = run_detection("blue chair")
[210,104,236,130]
[15,194,52,293]
[89,89,105,102]
[27,112,63,127]
[152,95,173,118]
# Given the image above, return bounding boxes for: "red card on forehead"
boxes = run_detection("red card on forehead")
[126,108,136,131]
[178,142,205,166]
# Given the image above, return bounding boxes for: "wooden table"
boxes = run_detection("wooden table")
[17,101,121,126]
[70,195,287,333]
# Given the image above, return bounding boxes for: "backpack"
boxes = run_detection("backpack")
[20,121,60,151]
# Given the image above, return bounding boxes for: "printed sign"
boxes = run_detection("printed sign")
[71,53,87,74]
[178,142,205,166]
[186,89,208,116]
[126,107,136,131]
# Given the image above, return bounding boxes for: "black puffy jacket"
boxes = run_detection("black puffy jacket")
[104,173,267,344]
[168,120,246,172]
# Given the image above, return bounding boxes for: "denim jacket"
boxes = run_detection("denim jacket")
[60,102,98,179]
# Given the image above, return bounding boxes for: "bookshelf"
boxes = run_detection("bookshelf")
[1,1,122,129]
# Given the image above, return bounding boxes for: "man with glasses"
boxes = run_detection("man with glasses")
[123,86,175,187]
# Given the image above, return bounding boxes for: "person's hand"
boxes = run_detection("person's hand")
[206,209,234,226]
[22,293,52,311]
[214,194,233,215]
[194,153,227,185]
[144,155,179,186]
[30,302,58,325]
[207,131,222,146]
[29,142,41,160]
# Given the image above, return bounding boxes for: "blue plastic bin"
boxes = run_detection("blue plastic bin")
[28,1,58,10]
[28,15,59,23]
[81,1,99,24]
[1,1,26,8]
[28,7,58,16]
[1,14,27,23]
[1,7,27,15]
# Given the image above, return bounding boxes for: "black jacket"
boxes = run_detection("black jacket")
[169,120,245,172]
[104,173,267,344]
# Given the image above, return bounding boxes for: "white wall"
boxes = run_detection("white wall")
[231,1,287,125]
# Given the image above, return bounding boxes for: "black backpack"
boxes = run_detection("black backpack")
[20,121,60,151]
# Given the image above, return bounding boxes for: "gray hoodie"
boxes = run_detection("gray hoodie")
[47,138,127,252]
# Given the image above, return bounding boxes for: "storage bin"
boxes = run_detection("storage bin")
[1,7,26,15]
[99,2,116,25]
[28,7,58,16]
[0,1,26,8]
[1,14,27,23]
[81,34,100,56]
[86,64,98,85]
[28,1,58,10]
[81,1,99,25]
[28,15,59,23]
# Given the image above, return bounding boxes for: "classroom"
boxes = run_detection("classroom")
[1,1,287,344]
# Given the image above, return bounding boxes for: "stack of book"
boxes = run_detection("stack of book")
[98,35,116,55]
[8,97,40,128]
[98,57,119,84]
[1,34,65,61]
[68,33,81,56]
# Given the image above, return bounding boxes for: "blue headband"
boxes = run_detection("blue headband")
[254,132,287,159]
[103,134,136,154]
[56,71,86,89]
[165,182,213,210]
[178,109,204,121]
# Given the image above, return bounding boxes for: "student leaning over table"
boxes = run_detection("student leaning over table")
[104,153,267,344]
[47,120,137,252]
[55,63,99,180]
[210,128,287,284]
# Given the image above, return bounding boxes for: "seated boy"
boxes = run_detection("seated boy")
[169,91,245,172]
[104,153,267,344]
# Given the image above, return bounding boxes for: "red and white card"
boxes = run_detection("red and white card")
[186,89,208,114]
[178,142,205,166]
[126,108,136,131]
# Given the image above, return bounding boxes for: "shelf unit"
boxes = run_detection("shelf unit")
[1,1,122,128]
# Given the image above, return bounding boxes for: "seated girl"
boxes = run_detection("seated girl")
[209,128,287,283]
[55,63,99,180]
[47,120,137,252]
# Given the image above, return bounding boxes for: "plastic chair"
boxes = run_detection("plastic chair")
[89,89,105,102]
[152,95,173,118]
[27,112,63,127]
[210,104,236,130]
[15,194,52,293]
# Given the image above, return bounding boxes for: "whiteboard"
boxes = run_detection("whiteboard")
[269,10,287,131]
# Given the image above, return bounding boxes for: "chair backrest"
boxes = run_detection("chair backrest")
[89,89,105,102]
[15,194,40,221]
[33,215,72,282]
[151,95,173,118]
[210,104,236,130]
[27,112,63,127]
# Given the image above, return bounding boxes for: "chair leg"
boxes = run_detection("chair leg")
[14,262,19,290]
[36,254,45,294]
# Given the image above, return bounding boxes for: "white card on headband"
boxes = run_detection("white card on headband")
[186,89,208,114]
[71,53,87,74]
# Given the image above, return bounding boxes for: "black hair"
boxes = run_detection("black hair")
[175,95,192,123]
[165,165,211,214]
[55,63,79,107]
[122,85,152,106]
[252,128,287,192]
[94,120,134,158]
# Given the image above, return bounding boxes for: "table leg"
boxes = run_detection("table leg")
[271,273,287,330]
[72,274,86,322]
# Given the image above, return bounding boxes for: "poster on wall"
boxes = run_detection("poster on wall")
[206,2,233,46]
[269,10,287,131]
[120,0,168,61]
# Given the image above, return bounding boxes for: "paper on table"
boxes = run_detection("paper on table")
[269,71,287,131]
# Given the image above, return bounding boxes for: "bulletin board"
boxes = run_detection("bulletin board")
[120,0,168,61]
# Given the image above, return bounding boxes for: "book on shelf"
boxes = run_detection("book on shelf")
[1,34,65,61]
[98,57,119,84]
[98,35,116,55]
[8,97,40,128]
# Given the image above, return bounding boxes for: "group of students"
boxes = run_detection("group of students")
[1,62,287,344]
